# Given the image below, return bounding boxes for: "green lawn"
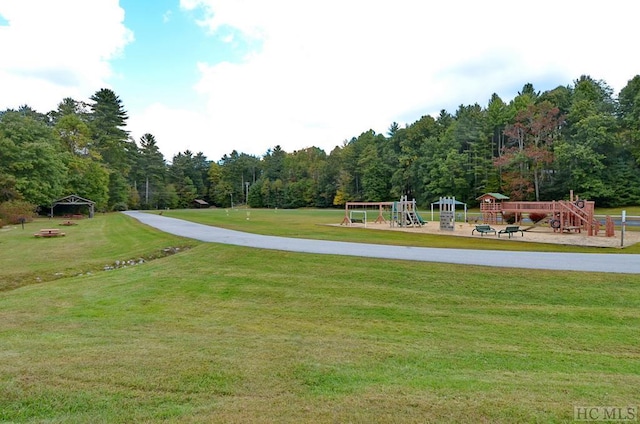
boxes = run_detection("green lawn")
[0,213,197,292]
[157,207,640,254]
[0,211,638,423]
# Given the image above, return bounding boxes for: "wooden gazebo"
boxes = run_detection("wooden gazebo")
[50,194,95,218]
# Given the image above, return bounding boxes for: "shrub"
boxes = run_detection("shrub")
[0,200,37,224]
[111,202,128,212]
[529,212,548,223]
[502,212,516,224]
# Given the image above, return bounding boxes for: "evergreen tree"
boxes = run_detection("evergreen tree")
[89,88,130,170]
[88,88,134,208]
[135,133,166,208]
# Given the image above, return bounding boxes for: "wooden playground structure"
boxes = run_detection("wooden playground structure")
[339,191,617,240]
[478,191,612,237]
[341,196,425,227]
[340,201,393,226]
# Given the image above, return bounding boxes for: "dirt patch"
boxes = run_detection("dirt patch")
[341,221,639,248]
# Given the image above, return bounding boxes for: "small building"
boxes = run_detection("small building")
[193,199,209,208]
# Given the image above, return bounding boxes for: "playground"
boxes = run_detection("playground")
[353,220,640,248]
[339,194,640,248]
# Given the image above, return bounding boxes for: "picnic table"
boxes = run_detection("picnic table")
[34,228,65,238]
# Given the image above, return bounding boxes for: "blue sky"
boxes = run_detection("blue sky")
[1,0,638,162]
[113,0,235,112]
[114,0,205,112]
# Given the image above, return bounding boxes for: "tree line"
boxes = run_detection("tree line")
[1,74,640,220]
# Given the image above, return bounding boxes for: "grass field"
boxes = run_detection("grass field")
[1,211,638,423]
[158,207,640,254]
[0,213,197,292]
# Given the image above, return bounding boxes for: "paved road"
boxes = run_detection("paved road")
[123,211,640,274]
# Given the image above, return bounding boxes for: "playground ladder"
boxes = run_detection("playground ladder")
[556,200,599,235]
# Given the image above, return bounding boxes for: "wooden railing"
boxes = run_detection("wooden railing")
[557,200,599,235]
[479,203,502,211]
[501,201,557,212]
[558,201,587,223]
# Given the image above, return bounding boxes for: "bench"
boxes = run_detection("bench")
[34,228,66,238]
[498,225,524,238]
[472,225,496,236]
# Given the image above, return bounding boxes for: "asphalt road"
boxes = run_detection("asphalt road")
[123,211,640,274]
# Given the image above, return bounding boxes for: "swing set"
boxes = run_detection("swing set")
[340,196,426,227]
[341,202,393,226]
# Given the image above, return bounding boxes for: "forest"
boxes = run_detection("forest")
[1,74,640,221]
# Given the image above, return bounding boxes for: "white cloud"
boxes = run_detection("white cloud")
[170,0,640,160]
[127,103,215,162]
[0,0,132,112]
[2,0,639,163]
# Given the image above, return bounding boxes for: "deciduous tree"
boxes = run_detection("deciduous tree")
[496,101,563,200]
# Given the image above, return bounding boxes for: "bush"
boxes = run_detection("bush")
[111,202,128,212]
[502,212,516,224]
[529,212,548,223]
[0,200,37,224]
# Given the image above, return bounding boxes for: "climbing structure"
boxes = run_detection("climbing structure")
[477,193,509,224]
[439,197,456,231]
[478,192,602,236]
[391,196,424,227]
[341,197,425,227]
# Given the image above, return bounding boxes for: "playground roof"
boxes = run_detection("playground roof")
[477,193,510,200]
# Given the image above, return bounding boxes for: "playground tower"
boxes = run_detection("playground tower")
[391,196,424,227]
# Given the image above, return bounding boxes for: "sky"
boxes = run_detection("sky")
[1,0,638,163]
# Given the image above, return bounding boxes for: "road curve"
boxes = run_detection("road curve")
[123,211,640,274]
